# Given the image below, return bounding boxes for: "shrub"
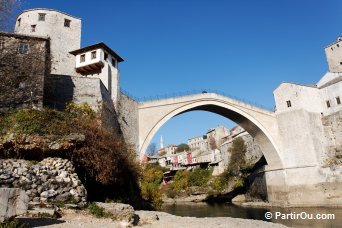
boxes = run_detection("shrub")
[210,177,225,194]
[234,177,245,189]
[53,197,79,208]
[175,143,189,152]
[228,137,247,170]
[172,170,188,193]
[65,102,95,118]
[88,202,108,218]
[0,218,28,228]
[0,105,141,204]
[38,212,59,219]
[140,182,163,209]
[163,184,177,198]
[188,168,211,187]
[140,163,164,209]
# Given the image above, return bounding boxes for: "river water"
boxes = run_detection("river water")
[161,202,342,227]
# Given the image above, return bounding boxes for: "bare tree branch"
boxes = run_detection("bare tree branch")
[147,143,157,156]
[0,0,21,32]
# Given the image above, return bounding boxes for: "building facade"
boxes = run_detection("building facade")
[69,43,123,109]
[206,125,230,149]
[14,9,81,76]
[158,144,178,156]
[0,32,50,113]
[325,36,342,73]
[188,135,207,151]
[273,37,342,166]
[0,8,125,132]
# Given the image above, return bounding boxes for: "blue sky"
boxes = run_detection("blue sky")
[15,0,341,148]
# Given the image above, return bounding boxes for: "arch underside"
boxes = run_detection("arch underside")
[139,101,283,169]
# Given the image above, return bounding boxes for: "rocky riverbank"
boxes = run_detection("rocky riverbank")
[17,208,286,228]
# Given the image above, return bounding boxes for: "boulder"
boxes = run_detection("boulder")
[95,202,134,224]
[135,210,160,225]
[0,188,29,222]
[0,174,11,180]
[55,192,72,202]
[28,207,56,217]
[40,189,57,198]
[231,194,246,203]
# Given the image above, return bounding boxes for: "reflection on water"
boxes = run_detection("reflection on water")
[161,202,342,227]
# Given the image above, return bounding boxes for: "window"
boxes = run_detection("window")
[337,97,341,105]
[38,13,46,21]
[31,25,36,32]
[91,51,96,59]
[64,19,71,27]
[326,100,331,108]
[338,44,340,47]
[80,54,85,62]
[331,47,333,51]
[17,18,21,26]
[112,58,116,67]
[286,100,292,108]
[340,62,342,65]
[0,41,4,49]
[18,43,29,54]
[104,52,108,61]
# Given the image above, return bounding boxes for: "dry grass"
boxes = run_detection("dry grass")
[0,103,141,203]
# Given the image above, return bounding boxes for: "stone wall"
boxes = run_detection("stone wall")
[325,39,342,73]
[44,75,103,110]
[276,109,328,166]
[44,75,120,131]
[0,158,87,205]
[245,169,267,201]
[118,92,139,152]
[322,110,342,164]
[0,32,50,113]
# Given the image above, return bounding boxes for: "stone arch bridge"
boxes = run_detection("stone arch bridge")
[132,92,340,206]
[138,92,282,169]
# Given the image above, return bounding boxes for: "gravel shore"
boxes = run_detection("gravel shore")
[18,209,286,228]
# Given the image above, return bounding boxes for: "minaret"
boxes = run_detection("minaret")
[160,136,164,149]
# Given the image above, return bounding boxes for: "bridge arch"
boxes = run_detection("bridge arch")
[138,94,284,170]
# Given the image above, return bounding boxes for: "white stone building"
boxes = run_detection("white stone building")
[176,152,188,165]
[69,43,124,109]
[274,37,342,117]
[273,36,342,165]
[14,9,82,76]
[325,36,342,73]
[13,8,124,112]
[158,144,178,156]
[188,135,207,151]
[206,125,230,149]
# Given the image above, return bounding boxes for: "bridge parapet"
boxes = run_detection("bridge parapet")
[139,92,275,117]
[121,89,272,112]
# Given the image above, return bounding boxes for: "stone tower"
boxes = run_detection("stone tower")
[325,36,342,73]
[14,9,81,76]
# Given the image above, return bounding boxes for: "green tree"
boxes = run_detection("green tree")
[140,163,164,209]
[176,143,189,152]
[188,168,212,187]
[171,170,188,192]
[228,137,247,170]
